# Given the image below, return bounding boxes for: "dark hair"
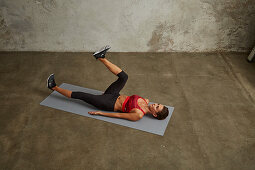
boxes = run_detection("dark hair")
[155,106,169,120]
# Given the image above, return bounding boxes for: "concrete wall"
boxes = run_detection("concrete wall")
[0,0,255,52]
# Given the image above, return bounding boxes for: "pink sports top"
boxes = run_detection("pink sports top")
[122,95,148,115]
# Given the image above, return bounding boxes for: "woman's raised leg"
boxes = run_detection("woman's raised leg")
[98,58,122,76]
[98,58,128,95]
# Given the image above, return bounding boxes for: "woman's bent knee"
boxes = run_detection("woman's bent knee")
[117,71,128,81]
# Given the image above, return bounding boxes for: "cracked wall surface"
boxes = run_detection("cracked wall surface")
[0,0,254,52]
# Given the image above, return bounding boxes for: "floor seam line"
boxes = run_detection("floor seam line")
[218,53,255,105]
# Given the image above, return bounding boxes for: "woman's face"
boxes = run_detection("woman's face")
[150,103,164,117]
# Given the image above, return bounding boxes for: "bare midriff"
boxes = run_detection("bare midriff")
[113,95,128,112]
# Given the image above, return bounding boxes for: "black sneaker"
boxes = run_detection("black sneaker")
[47,74,56,90]
[93,45,111,59]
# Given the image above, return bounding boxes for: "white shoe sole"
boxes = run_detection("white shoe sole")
[93,45,111,55]
[47,73,54,88]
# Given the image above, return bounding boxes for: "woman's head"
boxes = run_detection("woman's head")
[149,103,169,120]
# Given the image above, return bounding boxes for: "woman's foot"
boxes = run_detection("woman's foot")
[47,74,56,90]
[93,45,111,59]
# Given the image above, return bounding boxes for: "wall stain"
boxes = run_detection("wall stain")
[147,22,175,52]
[148,0,255,52]
[0,11,13,48]
[201,0,255,51]
[35,0,57,12]
[0,1,34,50]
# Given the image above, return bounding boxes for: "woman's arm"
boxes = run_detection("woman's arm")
[88,111,142,121]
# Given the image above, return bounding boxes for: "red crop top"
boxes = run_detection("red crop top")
[122,95,148,115]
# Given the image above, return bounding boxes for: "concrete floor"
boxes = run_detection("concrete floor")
[0,52,254,170]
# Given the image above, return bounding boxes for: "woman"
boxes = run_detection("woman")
[47,46,169,121]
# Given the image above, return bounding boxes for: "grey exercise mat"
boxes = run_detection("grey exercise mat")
[40,83,174,136]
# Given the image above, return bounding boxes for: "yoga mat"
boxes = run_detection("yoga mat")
[40,83,174,136]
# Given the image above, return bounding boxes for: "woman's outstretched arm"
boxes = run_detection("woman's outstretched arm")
[88,111,142,121]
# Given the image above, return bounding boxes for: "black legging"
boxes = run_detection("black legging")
[71,71,128,111]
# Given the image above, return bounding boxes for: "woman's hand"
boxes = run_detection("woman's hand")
[88,111,102,115]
